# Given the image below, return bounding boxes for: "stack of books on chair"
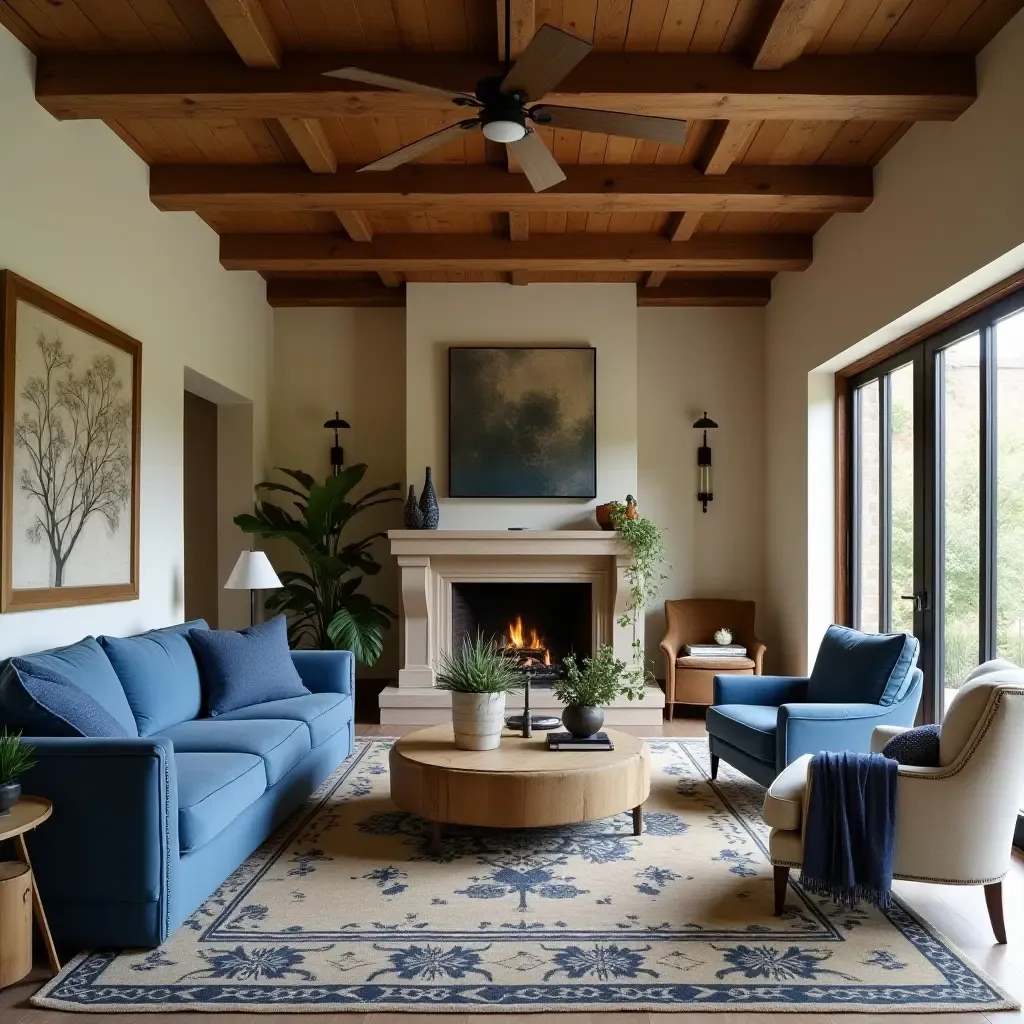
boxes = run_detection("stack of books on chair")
[684,643,748,658]
[547,731,614,751]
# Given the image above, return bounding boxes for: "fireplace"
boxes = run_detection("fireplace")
[452,582,592,684]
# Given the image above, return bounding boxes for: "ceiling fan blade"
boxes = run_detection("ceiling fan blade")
[323,66,479,106]
[358,121,479,172]
[507,130,566,193]
[500,24,592,101]
[532,105,688,145]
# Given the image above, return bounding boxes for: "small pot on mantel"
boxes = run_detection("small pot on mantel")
[562,704,605,739]
[451,691,507,750]
[0,781,21,817]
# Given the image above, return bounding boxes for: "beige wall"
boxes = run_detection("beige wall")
[638,308,766,670]
[405,282,638,529]
[0,27,272,656]
[270,307,406,677]
[764,8,1024,673]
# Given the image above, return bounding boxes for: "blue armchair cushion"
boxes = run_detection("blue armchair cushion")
[0,659,130,738]
[161,718,311,786]
[215,693,351,748]
[705,704,778,764]
[175,751,266,853]
[881,723,940,766]
[807,625,919,706]
[188,616,309,717]
[11,637,139,736]
[100,621,208,736]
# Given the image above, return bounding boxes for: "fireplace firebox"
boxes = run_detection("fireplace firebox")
[451,582,592,685]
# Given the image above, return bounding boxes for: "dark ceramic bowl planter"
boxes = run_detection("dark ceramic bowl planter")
[562,704,605,739]
[0,781,21,816]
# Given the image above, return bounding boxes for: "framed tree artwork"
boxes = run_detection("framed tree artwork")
[0,272,141,611]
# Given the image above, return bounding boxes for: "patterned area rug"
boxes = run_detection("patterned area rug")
[34,737,1015,1013]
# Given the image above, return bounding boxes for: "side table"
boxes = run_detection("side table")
[0,796,60,984]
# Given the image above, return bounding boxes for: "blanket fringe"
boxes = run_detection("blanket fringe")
[799,873,893,909]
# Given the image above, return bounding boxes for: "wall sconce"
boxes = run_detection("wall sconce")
[324,412,350,475]
[693,412,718,513]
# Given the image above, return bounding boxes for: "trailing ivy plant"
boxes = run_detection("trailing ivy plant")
[607,497,668,687]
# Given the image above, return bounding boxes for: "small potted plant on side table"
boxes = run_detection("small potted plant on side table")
[0,729,36,816]
[555,645,647,738]
[435,634,522,750]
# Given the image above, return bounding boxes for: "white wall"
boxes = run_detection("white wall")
[638,308,766,668]
[405,283,638,529]
[0,27,272,656]
[270,307,406,677]
[764,8,1024,673]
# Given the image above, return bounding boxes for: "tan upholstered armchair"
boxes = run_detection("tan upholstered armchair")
[659,598,765,718]
[763,661,1024,942]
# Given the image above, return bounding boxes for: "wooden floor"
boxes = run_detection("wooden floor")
[4,716,1022,1024]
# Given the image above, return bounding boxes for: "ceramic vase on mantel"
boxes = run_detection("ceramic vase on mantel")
[419,467,440,530]
[451,692,506,750]
[403,485,424,529]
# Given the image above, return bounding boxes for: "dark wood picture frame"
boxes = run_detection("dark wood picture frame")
[0,271,142,612]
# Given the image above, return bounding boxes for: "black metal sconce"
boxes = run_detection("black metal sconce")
[693,412,718,513]
[324,412,350,475]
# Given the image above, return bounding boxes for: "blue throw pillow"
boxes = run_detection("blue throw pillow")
[0,659,130,737]
[881,724,940,767]
[188,615,309,717]
[807,625,920,706]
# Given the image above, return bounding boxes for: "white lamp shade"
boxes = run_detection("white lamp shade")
[224,550,283,590]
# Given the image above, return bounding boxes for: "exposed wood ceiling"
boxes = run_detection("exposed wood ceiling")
[4,0,1020,306]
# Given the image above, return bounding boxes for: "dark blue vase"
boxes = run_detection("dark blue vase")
[419,467,439,530]
[403,485,424,529]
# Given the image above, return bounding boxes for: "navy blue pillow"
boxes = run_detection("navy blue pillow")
[882,724,940,767]
[807,625,919,705]
[188,615,309,717]
[0,659,130,738]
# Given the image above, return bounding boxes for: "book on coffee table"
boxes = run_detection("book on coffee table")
[547,731,614,751]
[684,643,748,657]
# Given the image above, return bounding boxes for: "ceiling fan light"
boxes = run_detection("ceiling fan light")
[482,119,528,143]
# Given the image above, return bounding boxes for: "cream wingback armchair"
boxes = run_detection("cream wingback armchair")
[762,661,1024,943]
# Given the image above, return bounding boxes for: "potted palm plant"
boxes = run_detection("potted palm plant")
[434,634,521,750]
[0,730,36,816]
[555,645,647,738]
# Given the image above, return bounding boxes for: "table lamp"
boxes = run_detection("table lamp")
[224,550,283,626]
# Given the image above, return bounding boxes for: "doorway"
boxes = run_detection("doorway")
[183,390,219,626]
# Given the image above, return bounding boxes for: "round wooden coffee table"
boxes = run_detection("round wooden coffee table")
[389,725,651,854]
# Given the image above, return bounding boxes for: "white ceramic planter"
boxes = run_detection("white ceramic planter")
[451,691,507,750]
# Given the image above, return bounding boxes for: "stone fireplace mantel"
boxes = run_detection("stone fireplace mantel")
[381,529,664,726]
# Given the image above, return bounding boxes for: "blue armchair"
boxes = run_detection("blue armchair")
[706,625,922,787]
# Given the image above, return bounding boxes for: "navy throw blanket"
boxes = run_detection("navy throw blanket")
[800,751,898,909]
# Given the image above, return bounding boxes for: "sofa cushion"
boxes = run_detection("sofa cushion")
[188,616,309,717]
[677,655,756,671]
[215,693,352,748]
[12,637,138,736]
[806,625,919,706]
[0,659,130,737]
[706,704,778,764]
[175,751,266,853]
[100,621,208,736]
[162,718,311,786]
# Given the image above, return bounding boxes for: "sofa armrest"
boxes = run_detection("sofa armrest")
[19,736,178,942]
[871,724,909,753]
[713,674,809,707]
[291,649,354,696]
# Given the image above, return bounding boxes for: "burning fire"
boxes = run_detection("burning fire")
[506,616,552,666]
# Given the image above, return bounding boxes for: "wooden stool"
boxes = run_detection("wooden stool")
[0,862,32,987]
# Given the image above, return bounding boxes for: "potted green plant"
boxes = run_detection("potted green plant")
[555,645,647,738]
[0,730,36,816]
[434,634,521,750]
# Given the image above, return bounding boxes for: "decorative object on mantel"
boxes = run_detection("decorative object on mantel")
[323,412,350,475]
[715,627,733,645]
[402,485,424,529]
[554,645,644,739]
[234,465,400,664]
[418,467,440,529]
[434,633,521,750]
[694,411,718,513]
[0,271,141,613]
[0,729,34,816]
[224,549,283,627]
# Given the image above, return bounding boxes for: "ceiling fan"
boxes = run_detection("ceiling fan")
[321,7,687,193]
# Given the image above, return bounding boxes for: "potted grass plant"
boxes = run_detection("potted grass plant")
[0,729,36,816]
[434,634,521,750]
[555,645,647,738]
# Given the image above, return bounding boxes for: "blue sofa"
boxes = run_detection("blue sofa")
[0,620,354,949]
[706,625,922,787]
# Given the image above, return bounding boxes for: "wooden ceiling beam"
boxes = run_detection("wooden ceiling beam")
[668,211,703,241]
[278,116,336,173]
[497,0,536,61]
[699,119,761,175]
[37,53,976,122]
[749,0,837,70]
[204,0,279,68]
[266,279,406,307]
[644,272,667,289]
[637,278,773,306]
[333,211,403,288]
[219,232,813,274]
[150,163,873,214]
[507,211,530,240]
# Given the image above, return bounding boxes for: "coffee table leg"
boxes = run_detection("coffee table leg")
[633,805,644,836]
[429,820,442,855]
